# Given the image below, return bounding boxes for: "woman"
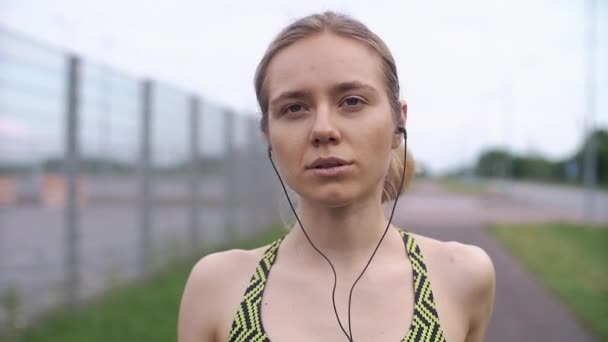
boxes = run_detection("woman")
[178,11,495,342]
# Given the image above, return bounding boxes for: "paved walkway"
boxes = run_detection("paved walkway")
[392,180,598,341]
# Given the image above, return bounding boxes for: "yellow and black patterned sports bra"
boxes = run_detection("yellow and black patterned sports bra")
[228,229,446,342]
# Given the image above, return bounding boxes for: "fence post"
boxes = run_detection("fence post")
[247,116,260,234]
[64,55,81,309]
[235,117,246,237]
[138,80,153,277]
[223,110,236,242]
[188,96,201,254]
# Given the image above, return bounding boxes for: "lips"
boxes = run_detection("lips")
[307,157,350,169]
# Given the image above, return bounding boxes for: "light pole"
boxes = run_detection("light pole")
[583,0,597,223]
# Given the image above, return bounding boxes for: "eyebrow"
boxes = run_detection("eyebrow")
[269,81,379,110]
[269,90,314,110]
[330,81,378,97]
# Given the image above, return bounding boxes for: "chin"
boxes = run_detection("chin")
[303,186,358,208]
[318,196,353,208]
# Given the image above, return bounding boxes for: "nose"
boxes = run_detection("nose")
[310,106,341,146]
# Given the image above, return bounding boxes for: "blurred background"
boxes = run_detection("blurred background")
[0,0,606,341]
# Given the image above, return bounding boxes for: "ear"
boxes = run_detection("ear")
[400,100,407,124]
[392,100,408,148]
[260,122,271,149]
[262,130,270,145]
[263,134,273,154]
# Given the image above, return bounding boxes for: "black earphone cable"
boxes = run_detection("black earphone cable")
[267,127,407,342]
[346,127,407,340]
[267,146,351,339]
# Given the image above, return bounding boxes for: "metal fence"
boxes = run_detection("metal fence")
[0,27,280,324]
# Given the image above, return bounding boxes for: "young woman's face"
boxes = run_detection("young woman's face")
[265,32,403,207]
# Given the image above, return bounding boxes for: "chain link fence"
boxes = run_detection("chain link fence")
[0,27,280,325]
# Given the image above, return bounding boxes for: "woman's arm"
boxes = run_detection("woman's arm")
[464,246,496,342]
[178,254,226,342]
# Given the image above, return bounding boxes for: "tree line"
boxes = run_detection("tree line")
[474,129,608,187]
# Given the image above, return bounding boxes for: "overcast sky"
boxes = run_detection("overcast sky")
[0,0,606,173]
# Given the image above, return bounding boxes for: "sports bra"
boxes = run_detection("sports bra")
[228,229,446,341]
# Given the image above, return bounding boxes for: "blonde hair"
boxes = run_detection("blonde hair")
[256,11,415,203]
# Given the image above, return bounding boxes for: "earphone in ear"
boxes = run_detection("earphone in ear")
[395,126,407,138]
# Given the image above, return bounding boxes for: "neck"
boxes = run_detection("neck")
[285,190,393,267]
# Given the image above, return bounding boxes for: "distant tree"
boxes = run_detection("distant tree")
[570,129,608,186]
[475,149,512,178]
[474,128,607,186]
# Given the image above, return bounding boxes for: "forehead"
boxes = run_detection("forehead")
[265,33,384,98]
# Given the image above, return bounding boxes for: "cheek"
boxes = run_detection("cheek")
[357,124,393,178]
[359,114,393,147]
[268,126,303,178]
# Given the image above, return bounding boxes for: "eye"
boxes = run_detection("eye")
[341,96,365,110]
[288,104,303,112]
[345,98,360,106]
[283,103,305,115]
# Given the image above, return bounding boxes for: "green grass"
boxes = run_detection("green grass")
[10,226,286,342]
[488,223,608,341]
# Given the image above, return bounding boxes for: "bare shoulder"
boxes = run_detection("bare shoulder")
[189,245,268,284]
[177,245,268,342]
[411,233,495,294]
[411,233,496,340]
